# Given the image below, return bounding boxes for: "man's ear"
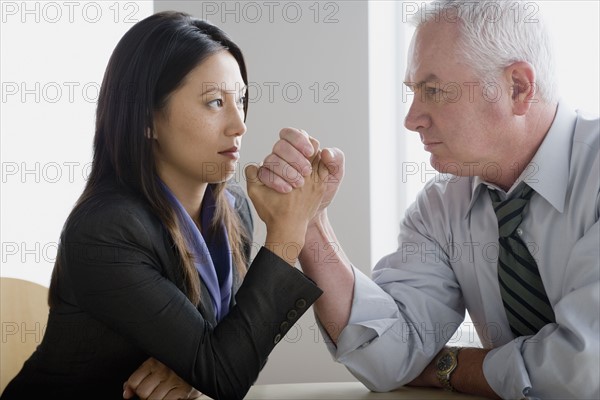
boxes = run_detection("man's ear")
[506,61,537,116]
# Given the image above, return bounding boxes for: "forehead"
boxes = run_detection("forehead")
[404,20,472,84]
[184,51,245,92]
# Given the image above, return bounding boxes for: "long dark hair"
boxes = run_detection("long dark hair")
[52,11,249,306]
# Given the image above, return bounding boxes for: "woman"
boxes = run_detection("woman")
[1,11,328,400]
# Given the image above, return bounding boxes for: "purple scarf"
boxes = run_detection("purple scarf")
[161,181,234,322]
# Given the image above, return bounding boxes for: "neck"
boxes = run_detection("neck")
[487,102,558,191]
[159,173,208,222]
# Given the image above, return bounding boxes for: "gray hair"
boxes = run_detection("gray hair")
[410,0,557,103]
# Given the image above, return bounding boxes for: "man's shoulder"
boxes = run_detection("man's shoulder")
[573,109,600,151]
[571,110,600,186]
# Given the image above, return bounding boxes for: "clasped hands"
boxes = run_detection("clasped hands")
[250,127,344,201]
[246,127,344,250]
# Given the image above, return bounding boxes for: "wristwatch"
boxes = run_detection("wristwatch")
[435,347,460,391]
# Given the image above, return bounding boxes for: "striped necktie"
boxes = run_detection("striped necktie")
[489,184,555,337]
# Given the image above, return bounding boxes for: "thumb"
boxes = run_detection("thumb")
[307,136,321,164]
[122,382,133,399]
[319,147,344,184]
[244,163,261,186]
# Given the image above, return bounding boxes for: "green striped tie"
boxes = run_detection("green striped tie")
[489,184,555,336]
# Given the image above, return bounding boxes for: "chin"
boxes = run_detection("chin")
[429,155,445,173]
[201,162,239,184]
[430,157,462,176]
[432,158,483,177]
[210,170,238,185]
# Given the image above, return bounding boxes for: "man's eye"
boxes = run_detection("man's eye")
[425,87,441,96]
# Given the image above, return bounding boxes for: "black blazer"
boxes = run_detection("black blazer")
[1,180,322,400]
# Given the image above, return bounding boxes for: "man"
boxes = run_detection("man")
[255,1,599,398]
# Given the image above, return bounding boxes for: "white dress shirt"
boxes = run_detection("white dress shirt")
[323,103,599,399]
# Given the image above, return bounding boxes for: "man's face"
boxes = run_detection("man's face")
[403,20,515,179]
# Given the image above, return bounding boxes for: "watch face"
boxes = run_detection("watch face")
[437,354,454,373]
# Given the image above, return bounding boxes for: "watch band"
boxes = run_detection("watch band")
[436,346,460,391]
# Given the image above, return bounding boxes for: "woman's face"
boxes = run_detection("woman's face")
[153,50,247,189]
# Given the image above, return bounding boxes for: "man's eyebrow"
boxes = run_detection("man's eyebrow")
[403,74,440,88]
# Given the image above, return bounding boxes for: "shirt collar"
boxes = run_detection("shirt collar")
[465,102,575,217]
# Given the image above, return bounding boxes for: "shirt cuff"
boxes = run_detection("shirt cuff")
[483,337,532,399]
[318,266,401,361]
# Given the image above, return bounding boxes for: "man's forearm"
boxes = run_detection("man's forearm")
[409,347,500,399]
[298,210,355,343]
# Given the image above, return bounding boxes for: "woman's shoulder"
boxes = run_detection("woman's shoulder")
[62,182,162,246]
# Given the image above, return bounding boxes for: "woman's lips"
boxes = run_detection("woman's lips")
[219,147,240,160]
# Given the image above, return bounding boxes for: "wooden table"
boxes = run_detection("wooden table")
[243,381,489,399]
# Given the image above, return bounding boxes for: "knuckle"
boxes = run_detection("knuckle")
[264,153,281,166]
[279,127,295,138]
[257,168,270,183]
[272,140,286,154]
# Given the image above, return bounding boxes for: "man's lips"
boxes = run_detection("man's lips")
[423,141,442,151]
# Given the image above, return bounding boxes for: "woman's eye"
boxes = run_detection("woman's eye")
[208,99,223,108]
[237,95,246,109]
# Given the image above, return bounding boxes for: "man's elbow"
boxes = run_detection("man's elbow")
[347,366,414,393]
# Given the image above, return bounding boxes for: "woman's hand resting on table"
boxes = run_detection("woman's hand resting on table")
[123,357,203,400]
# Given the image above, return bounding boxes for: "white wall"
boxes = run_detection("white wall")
[1,1,154,285]
[153,0,369,384]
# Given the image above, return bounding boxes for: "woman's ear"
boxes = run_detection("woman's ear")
[145,127,158,140]
[506,61,537,116]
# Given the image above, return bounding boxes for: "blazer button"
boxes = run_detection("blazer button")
[274,334,282,344]
[280,321,289,332]
[295,299,307,309]
[287,310,298,320]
